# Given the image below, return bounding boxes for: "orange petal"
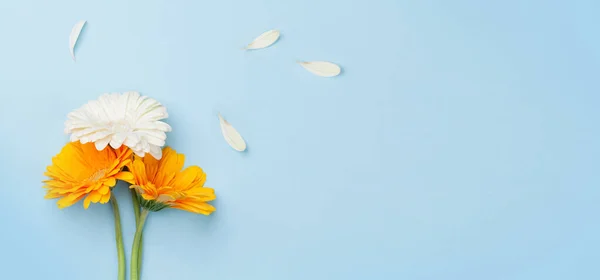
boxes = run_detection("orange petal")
[152,147,184,186]
[131,159,148,185]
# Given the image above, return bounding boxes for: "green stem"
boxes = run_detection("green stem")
[110,196,126,280]
[131,189,141,221]
[131,209,149,280]
[131,189,143,272]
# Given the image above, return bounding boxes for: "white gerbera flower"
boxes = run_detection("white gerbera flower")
[65,92,172,159]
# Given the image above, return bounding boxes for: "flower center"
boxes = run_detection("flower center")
[87,168,107,183]
[110,121,133,134]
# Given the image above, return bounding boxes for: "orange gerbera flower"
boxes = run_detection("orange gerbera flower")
[128,147,216,215]
[43,142,134,209]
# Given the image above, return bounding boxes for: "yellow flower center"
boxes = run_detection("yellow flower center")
[87,168,107,183]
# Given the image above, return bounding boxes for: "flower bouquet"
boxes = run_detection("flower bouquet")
[43,92,216,280]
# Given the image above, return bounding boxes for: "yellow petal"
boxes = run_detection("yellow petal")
[89,191,102,203]
[173,201,216,215]
[114,171,134,183]
[103,177,117,187]
[152,147,184,186]
[43,180,69,188]
[98,185,110,195]
[100,193,111,204]
[141,193,156,201]
[44,192,62,199]
[57,192,86,209]
[83,195,92,209]
[186,187,216,201]
[172,166,206,191]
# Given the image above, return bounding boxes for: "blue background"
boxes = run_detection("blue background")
[0,0,599,279]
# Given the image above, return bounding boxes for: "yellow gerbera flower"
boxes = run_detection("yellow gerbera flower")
[43,142,134,209]
[128,147,216,215]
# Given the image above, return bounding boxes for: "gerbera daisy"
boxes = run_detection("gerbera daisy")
[129,147,216,214]
[44,142,133,280]
[43,142,134,209]
[127,147,215,280]
[64,91,172,159]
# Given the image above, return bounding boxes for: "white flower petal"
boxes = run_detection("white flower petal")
[145,135,166,147]
[149,145,162,160]
[109,133,127,149]
[95,136,111,151]
[123,134,140,147]
[155,121,172,132]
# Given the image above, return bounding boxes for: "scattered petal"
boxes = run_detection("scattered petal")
[244,29,280,50]
[69,20,87,61]
[298,61,341,77]
[218,114,246,152]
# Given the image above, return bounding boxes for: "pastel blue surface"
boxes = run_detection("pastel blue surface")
[0,0,599,279]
